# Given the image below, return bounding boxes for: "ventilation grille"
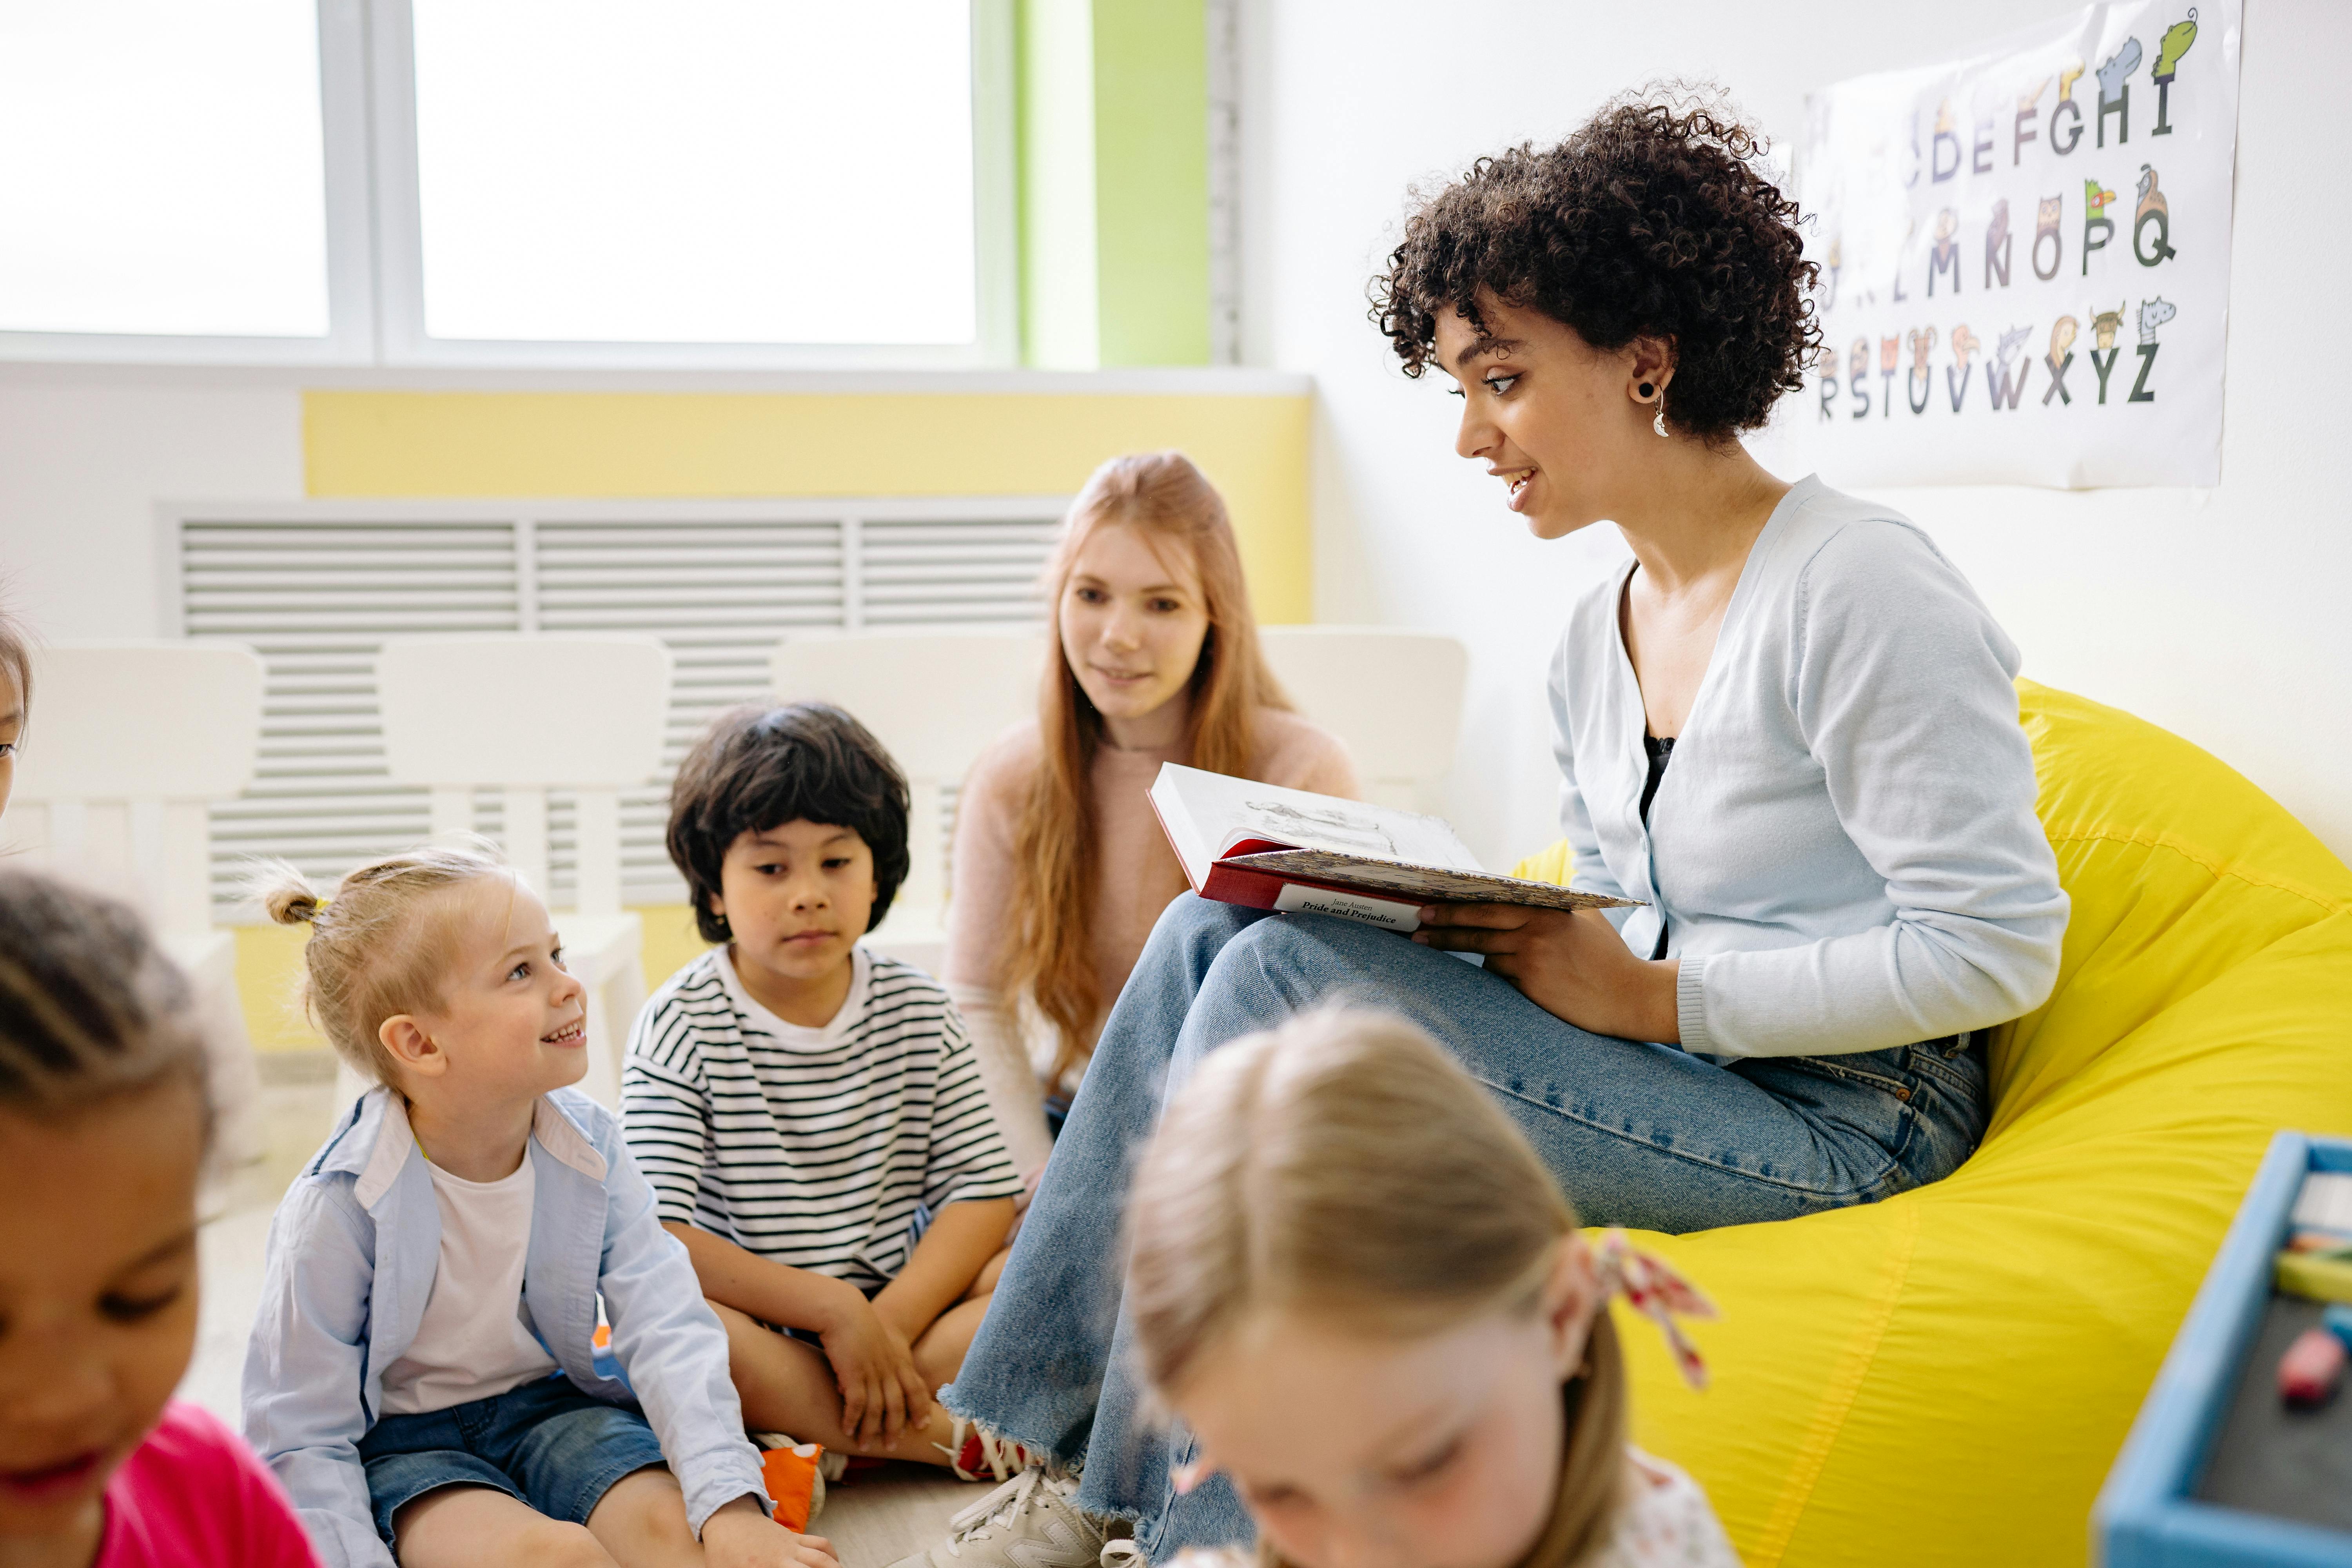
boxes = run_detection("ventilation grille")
[172,503,1062,914]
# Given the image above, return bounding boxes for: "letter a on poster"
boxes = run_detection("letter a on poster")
[1786,0,2239,488]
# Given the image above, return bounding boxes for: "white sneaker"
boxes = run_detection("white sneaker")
[886,1469,1106,1568]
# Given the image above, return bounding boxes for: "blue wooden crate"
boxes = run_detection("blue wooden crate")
[2097,1132,2352,1566]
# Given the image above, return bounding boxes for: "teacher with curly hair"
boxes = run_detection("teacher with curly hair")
[891,92,2071,1568]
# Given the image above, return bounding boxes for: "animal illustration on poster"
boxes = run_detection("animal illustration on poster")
[1789,0,2239,487]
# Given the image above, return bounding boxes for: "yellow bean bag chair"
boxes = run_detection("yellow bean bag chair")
[1513,681,2352,1568]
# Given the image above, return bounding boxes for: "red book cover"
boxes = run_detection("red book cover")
[1149,764,1637,933]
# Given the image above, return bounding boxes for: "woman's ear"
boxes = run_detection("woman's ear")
[1626,336,1678,399]
[378,1014,447,1079]
[1539,1235,1604,1379]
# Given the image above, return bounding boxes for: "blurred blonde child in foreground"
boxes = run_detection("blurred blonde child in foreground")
[1120,1009,1741,1568]
[243,844,834,1568]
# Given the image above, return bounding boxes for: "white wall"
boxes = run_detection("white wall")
[0,373,305,640]
[1245,0,2352,870]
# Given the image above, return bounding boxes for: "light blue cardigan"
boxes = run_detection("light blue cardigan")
[1550,475,2069,1058]
[242,1086,768,1568]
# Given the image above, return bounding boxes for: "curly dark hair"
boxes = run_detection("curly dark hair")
[1371,89,1820,442]
[666,702,911,943]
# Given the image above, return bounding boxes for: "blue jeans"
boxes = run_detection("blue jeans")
[358,1374,669,1547]
[942,895,1987,1557]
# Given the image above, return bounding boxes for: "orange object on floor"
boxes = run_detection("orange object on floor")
[760,1442,824,1532]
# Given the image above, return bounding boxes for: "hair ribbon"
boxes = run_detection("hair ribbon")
[1593,1229,1717,1390]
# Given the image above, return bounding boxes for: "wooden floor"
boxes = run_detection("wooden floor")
[812,1465,982,1568]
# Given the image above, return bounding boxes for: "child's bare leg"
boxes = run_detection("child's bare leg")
[395,1485,617,1568]
[710,1299,962,1465]
[913,1293,993,1390]
[583,1467,703,1567]
[966,1243,1012,1301]
[911,1243,1013,1388]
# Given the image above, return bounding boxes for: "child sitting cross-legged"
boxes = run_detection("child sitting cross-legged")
[243,844,831,1568]
[623,703,1034,1481]
[1119,1008,1739,1568]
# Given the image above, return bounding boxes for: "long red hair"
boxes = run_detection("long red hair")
[1007,452,1290,1087]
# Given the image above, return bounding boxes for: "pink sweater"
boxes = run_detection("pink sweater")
[945,708,1357,1169]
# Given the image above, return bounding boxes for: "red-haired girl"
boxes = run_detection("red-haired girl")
[945,452,1356,1170]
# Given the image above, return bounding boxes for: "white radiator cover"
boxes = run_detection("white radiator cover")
[160,499,1063,915]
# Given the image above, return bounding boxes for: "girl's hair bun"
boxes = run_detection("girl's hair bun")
[251,861,322,926]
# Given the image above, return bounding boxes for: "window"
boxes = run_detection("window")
[0,1,1012,365]
[0,0,334,341]
[407,0,977,346]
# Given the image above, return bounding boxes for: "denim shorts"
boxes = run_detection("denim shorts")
[358,1373,669,1547]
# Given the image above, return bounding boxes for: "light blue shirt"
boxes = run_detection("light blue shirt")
[1549,475,2069,1058]
[242,1087,769,1567]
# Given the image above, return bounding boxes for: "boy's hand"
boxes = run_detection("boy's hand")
[816,1287,934,1445]
[702,1496,840,1568]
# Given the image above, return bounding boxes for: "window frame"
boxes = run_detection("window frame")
[0,0,377,365]
[0,0,1018,369]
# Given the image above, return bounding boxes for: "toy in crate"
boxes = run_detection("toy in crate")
[2098,1133,2352,1565]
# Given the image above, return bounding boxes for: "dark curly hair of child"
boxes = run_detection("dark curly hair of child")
[1372,89,1820,443]
[0,866,211,1135]
[666,701,912,944]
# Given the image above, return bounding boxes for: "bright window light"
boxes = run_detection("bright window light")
[0,0,330,338]
[411,0,978,345]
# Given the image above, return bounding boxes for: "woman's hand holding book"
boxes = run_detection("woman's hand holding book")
[1414,904,1681,1045]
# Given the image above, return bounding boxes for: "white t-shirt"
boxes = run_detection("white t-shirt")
[377,1152,558,1416]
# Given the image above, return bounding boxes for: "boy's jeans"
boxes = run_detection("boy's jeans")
[942,895,1986,1558]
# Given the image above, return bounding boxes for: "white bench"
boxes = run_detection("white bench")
[370,633,674,1109]
[1,641,269,1176]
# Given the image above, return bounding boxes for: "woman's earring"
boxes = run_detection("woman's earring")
[1653,397,1670,439]
[1638,381,1655,398]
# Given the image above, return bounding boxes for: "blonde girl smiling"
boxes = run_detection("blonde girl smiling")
[243,845,834,1568]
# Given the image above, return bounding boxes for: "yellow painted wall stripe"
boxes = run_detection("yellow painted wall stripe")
[303,390,1311,622]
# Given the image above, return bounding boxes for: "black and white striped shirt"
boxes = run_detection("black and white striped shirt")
[622,946,1024,1290]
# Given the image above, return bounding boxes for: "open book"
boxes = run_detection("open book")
[1148,763,1640,933]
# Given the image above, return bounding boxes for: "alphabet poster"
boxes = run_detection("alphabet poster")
[1788,0,2240,488]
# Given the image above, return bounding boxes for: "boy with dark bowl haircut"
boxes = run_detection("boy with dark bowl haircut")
[622,703,1036,1483]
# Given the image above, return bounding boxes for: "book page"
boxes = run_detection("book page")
[1154,764,1482,871]
[1148,766,1216,889]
